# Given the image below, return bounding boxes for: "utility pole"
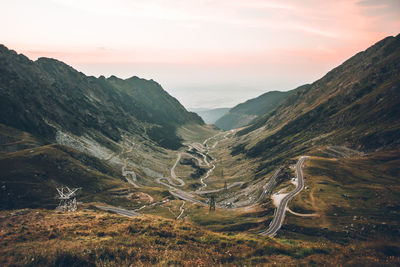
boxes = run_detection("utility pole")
[221,168,227,191]
[209,195,216,211]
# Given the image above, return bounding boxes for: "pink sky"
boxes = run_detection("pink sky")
[1,0,399,108]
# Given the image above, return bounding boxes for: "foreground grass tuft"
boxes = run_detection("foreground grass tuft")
[0,209,399,266]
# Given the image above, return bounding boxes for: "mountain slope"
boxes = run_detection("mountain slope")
[215,90,293,130]
[0,123,128,210]
[192,107,230,124]
[0,45,203,150]
[234,34,400,162]
[0,44,213,210]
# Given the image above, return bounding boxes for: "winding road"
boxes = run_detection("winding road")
[194,181,244,195]
[196,130,234,191]
[98,133,310,238]
[108,141,140,188]
[96,205,140,217]
[169,190,206,205]
[155,130,252,208]
[256,168,282,202]
[169,153,186,186]
[260,156,307,237]
[122,158,139,188]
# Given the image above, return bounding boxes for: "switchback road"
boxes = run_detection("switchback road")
[260,156,307,237]
[256,168,282,203]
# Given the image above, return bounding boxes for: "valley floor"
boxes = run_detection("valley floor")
[1,124,400,266]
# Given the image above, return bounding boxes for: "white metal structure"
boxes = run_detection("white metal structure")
[56,186,81,211]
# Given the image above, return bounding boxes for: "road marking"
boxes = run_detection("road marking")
[260,156,307,237]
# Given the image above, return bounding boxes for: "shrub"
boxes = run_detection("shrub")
[54,252,94,267]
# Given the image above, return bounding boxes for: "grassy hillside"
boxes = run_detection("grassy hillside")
[1,208,398,266]
[215,90,293,130]
[1,36,400,267]
[0,123,136,210]
[0,121,221,211]
[0,45,203,150]
[234,34,400,163]
[282,149,400,242]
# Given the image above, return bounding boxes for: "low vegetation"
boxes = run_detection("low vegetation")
[283,150,400,244]
[1,209,399,266]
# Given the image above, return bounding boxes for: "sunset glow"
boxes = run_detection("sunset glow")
[2,0,399,108]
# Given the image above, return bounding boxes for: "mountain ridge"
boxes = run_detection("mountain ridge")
[233,34,400,161]
[215,90,294,130]
[0,44,203,150]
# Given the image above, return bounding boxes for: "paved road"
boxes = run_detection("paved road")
[169,190,206,205]
[96,205,140,217]
[260,156,307,237]
[122,159,139,188]
[134,199,170,212]
[203,130,234,149]
[156,130,235,205]
[196,130,234,191]
[169,153,186,186]
[111,141,140,188]
[194,181,244,195]
[256,168,282,202]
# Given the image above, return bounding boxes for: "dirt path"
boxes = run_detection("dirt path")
[308,185,329,227]
[176,201,185,220]
[286,207,319,217]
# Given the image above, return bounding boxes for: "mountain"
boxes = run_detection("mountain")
[0,44,211,210]
[191,107,230,124]
[206,34,400,252]
[189,107,209,112]
[233,34,400,163]
[1,37,400,266]
[0,123,121,209]
[0,44,203,150]
[215,90,293,130]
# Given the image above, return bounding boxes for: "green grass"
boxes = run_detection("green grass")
[283,151,400,243]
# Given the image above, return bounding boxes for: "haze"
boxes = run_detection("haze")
[2,0,399,108]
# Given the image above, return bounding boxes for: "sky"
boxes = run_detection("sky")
[1,0,399,109]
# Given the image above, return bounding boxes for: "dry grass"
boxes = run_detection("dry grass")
[1,208,399,266]
[283,151,400,245]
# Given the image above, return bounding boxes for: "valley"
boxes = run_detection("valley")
[0,34,399,266]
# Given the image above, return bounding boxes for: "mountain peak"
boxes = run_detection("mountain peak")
[236,34,400,158]
[0,45,204,149]
[107,75,121,81]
